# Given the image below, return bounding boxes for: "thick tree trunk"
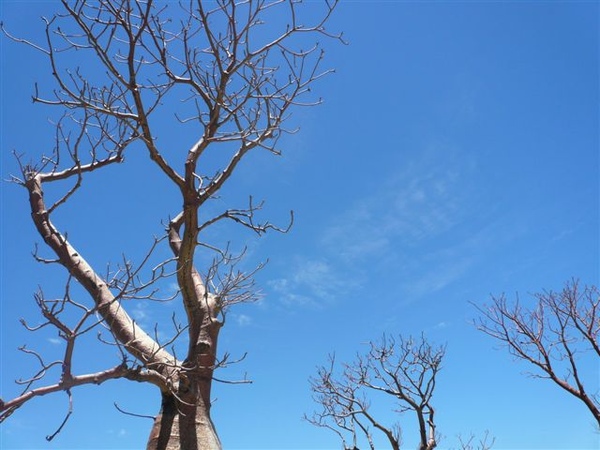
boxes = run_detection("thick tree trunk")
[147,319,222,450]
[147,391,221,450]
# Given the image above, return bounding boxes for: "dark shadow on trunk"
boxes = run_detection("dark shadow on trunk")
[147,388,220,450]
[148,393,177,450]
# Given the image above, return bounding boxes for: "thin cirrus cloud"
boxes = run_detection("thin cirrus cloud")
[323,149,477,267]
[268,257,351,308]
[234,314,253,327]
[323,160,468,259]
[269,147,483,307]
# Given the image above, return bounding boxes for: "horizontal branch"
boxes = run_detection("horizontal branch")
[40,153,124,182]
[1,363,129,422]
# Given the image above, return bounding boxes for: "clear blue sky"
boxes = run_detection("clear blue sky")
[1,1,598,449]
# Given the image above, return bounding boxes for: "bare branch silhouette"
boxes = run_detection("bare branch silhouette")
[475,279,600,428]
[2,1,341,447]
[306,334,444,450]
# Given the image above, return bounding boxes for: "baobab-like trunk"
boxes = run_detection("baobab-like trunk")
[26,171,223,449]
[147,392,220,450]
[1,1,341,446]
[159,212,223,449]
[147,325,222,450]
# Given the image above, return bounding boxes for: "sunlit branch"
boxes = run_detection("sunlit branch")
[1,362,130,422]
[307,334,442,450]
[3,0,341,446]
[475,280,600,427]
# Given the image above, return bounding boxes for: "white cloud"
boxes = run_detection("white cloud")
[131,302,149,322]
[319,149,472,269]
[235,314,252,326]
[107,428,127,437]
[405,253,475,298]
[268,257,353,308]
[167,282,180,296]
[268,146,485,307]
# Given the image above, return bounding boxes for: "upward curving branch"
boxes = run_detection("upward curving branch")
[2,1,341,447]
[24,172,175,370]
[475,280,600,428]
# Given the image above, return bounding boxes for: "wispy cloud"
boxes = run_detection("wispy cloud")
[433,321,449,330]
[234,314,253,326]
[130,302,149,323]
[403,251,476,298]
[268,257,355,308]
[107,428,127,437]
[320,149,472,266]
[267,146,488,307]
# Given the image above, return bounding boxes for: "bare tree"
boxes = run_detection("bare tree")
[475,279,600,428]
[306,334,445,450]
[455,431,495,450]
[0,1,340,448]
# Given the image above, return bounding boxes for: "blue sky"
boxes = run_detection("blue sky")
[1,1,598,449]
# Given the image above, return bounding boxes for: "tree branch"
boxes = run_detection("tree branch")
[474,279,600,427]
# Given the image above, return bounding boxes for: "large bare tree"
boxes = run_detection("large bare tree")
[475,279,600,428]
[0,1,339,448]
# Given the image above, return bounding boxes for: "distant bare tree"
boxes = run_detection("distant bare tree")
[306,334,445,450]
[455,431,495,450]
[475,280,600,428]
[0,1,339,448]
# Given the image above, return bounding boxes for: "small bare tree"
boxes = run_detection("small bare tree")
[0,1,339,448]
[475,279,600,428]
[306,334,445,450]
[454,431,495,450]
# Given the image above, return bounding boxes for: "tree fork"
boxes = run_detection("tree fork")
[2,1,341,446]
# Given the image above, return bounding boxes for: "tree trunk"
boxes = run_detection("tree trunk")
[146,320,222,450]
[147,391,221,450]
